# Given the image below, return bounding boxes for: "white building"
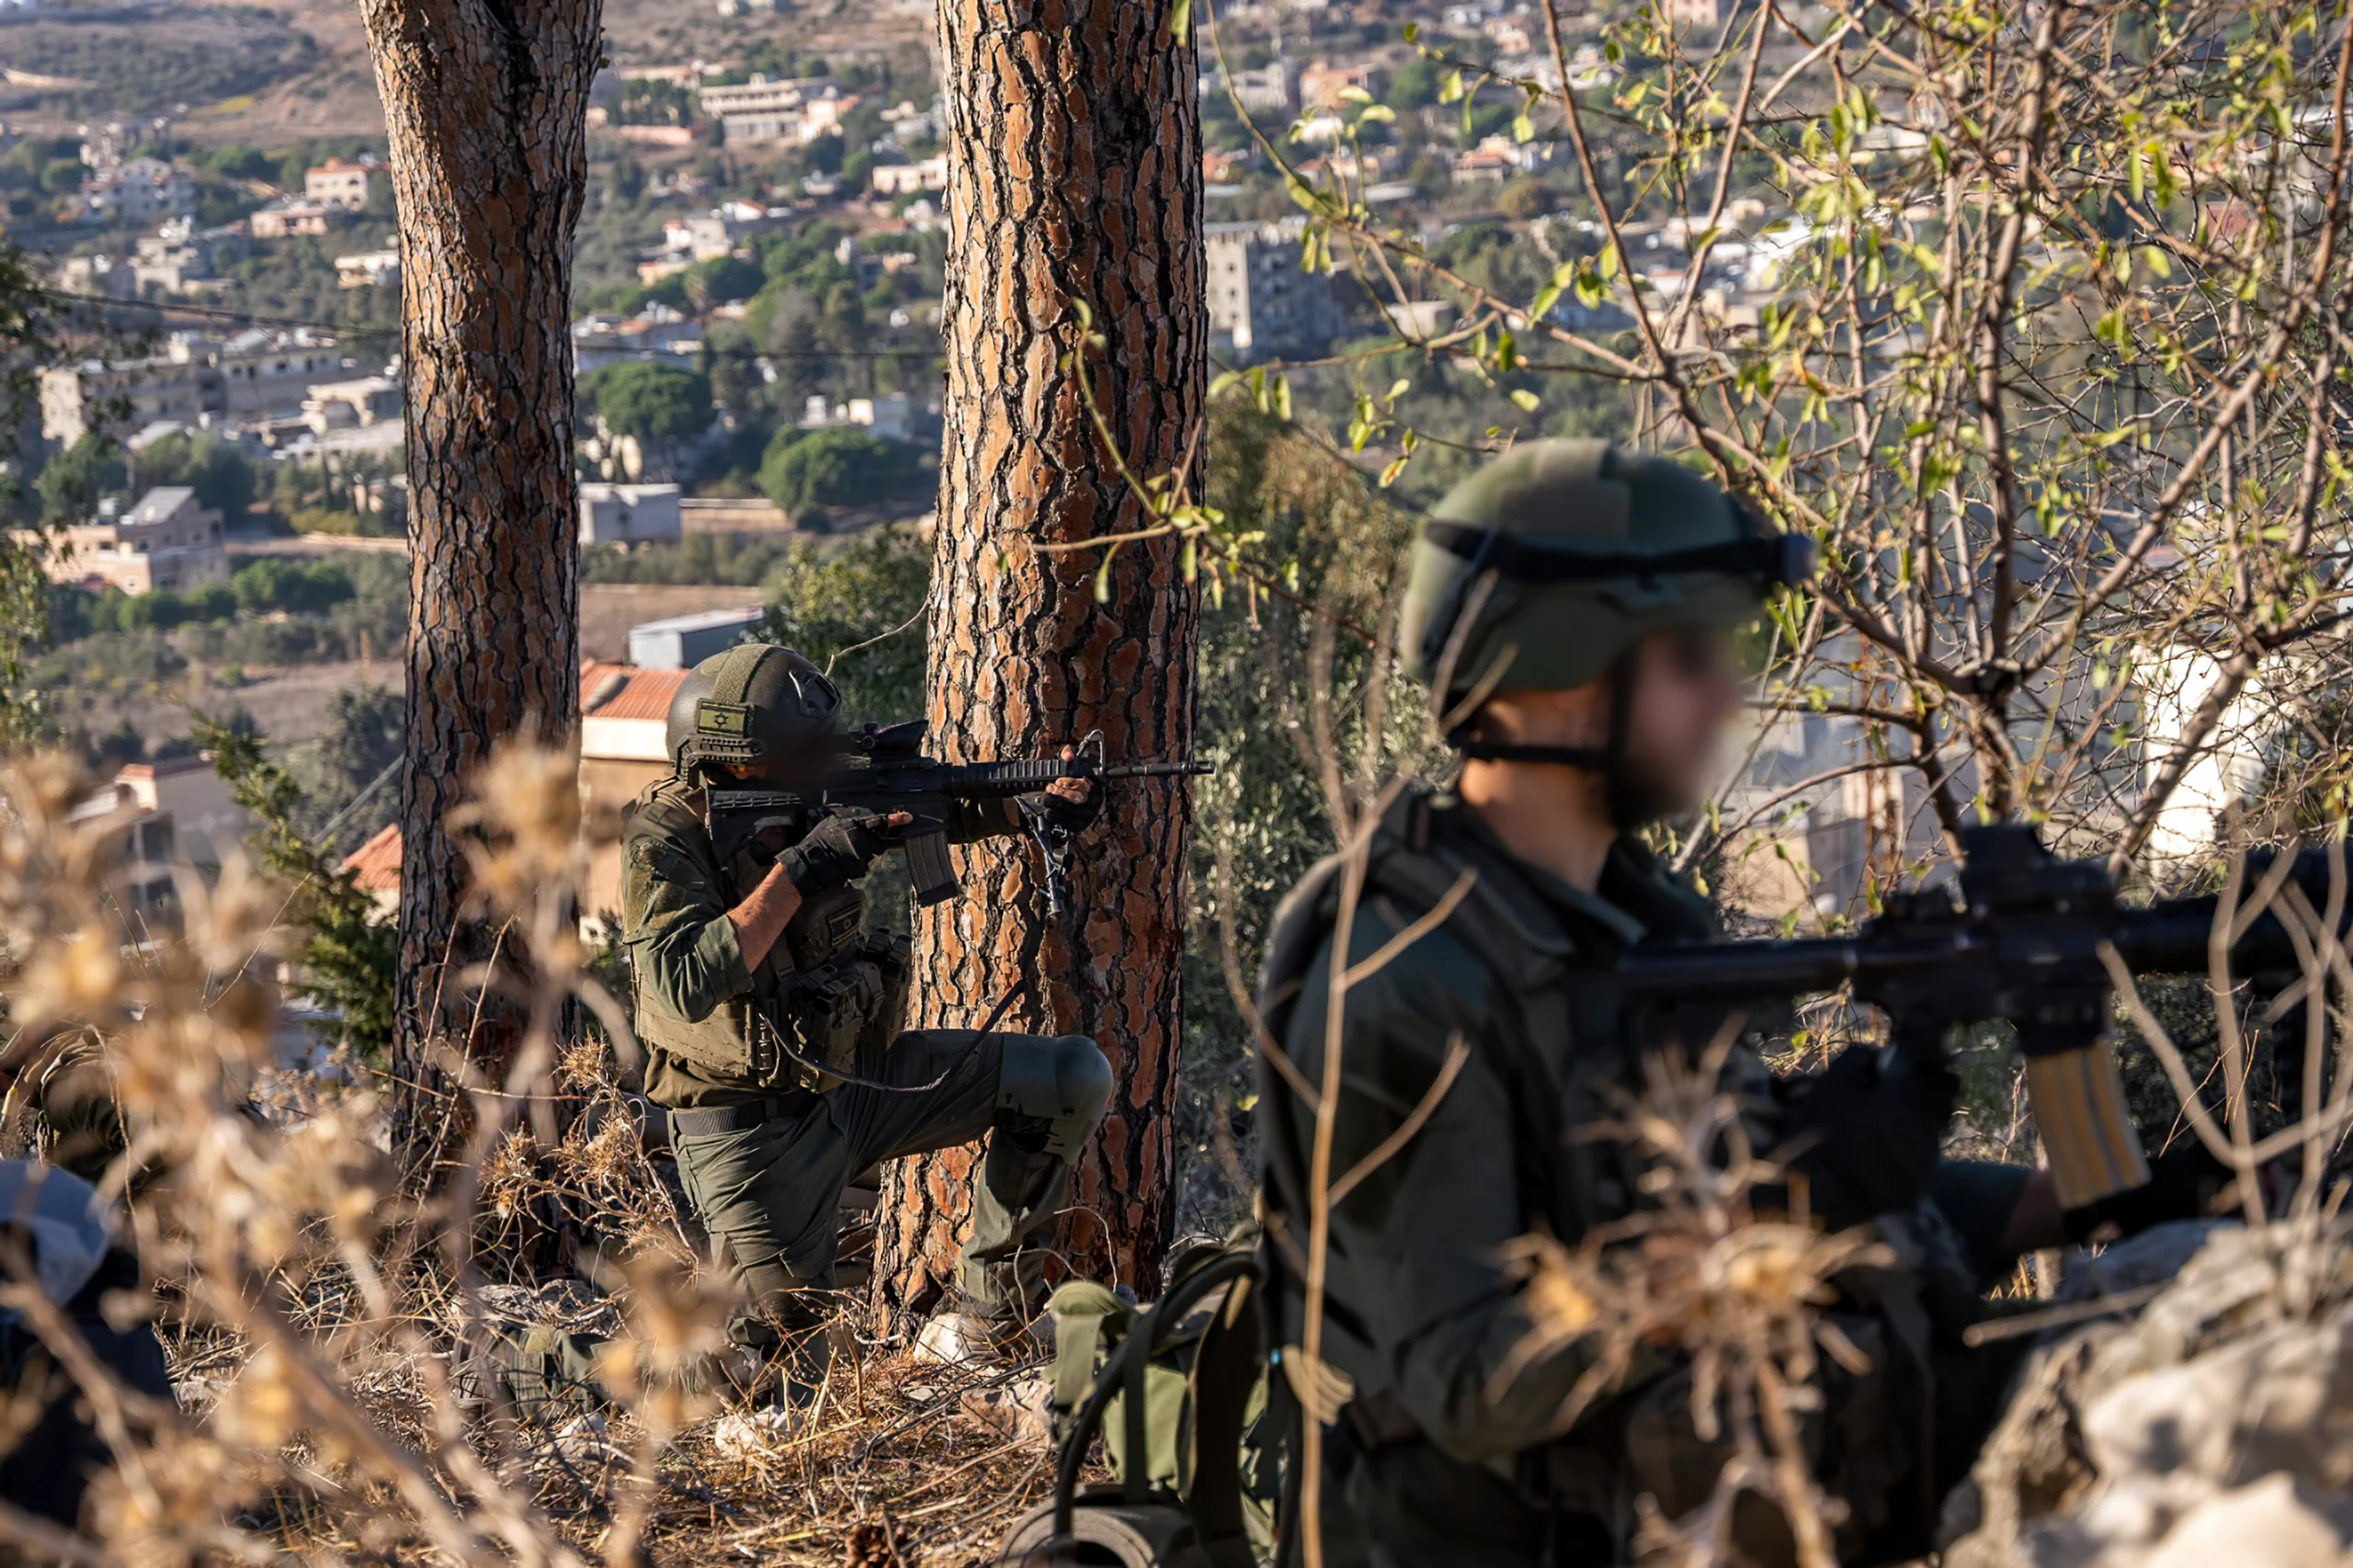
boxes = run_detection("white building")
[870,155,949,196]
[46,487,229,596]
[1206,219,1345,363]
[578,482,684,546]
[304,158,374,210]
[82,158,194,225]
[334,249,401,289]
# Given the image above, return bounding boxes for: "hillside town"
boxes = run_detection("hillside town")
[5,0,2352,1562]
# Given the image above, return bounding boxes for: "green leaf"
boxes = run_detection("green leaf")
[1439,70,1464,105]
[1509,387,1541,413]
[1511,112,1534,142]
[1209,369,1248,399]
[1379,454,1409,487]
[1597,244,1620,281]
[1273,374,1293,421]
[1383,377,1411,404]
[1400,20,1418,43]
[1167,0,1191,40]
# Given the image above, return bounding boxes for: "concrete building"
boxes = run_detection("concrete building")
[1211,62,1298,116]
[579,482,684,546]
[48,487,229,596]
[626,607,765,670]
[78,117,169,171]
[334,249,401,289]
[250,199,342,240]
[1205,219,1344,363]
[304,158,374,210]
[1299,58,1386,108]
[82,158,194,226]
[1665,0,1733,25]
[57,253,136,300]
[302,375,402,432]
[870,155,949,196]
[698,76,832,143]
[40,332,348,445]
[71,754,250,933]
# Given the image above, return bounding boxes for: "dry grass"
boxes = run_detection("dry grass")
[0,744,1083,1565]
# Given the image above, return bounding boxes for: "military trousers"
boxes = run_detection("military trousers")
[669,1028,1103,1340]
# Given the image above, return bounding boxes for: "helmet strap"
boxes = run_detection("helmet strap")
[1450,654,1655,830]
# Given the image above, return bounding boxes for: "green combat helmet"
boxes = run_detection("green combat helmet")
[1397,438,1813,812]
[664,643,845,775]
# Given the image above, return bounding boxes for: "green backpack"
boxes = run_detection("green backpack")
[1001,1241,1282,1567]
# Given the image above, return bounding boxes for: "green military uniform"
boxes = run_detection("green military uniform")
[1259,786,2036,1566]
[621,645,1113,1380]
[1256,441,2039,1565]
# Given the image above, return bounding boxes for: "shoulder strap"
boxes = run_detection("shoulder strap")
[1255,782,1584,1246]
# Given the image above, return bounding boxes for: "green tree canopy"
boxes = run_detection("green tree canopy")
[756,426,923,517]
[37,435,125,525]
[133,432,260,524]
[582,361,715,446]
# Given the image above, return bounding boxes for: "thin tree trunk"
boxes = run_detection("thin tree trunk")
[875,0,1204,1323]
[361,0,599,1166]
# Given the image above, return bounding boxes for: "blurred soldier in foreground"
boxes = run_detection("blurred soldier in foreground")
[0,1160,174,1527]
[621,644,1111,1393]
[1256,442,2223,1565]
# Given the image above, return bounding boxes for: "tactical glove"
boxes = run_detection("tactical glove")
[777,810,900,893]
[1774,1038,1959,1232]
[2063,1139,2240,1244]
[1022,784,1103,835]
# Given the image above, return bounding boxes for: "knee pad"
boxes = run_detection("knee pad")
[996,1034,1113,1160]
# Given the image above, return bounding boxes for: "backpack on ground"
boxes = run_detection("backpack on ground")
[999,1238,1286,1567]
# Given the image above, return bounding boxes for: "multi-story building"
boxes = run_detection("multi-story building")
[302,374,402,432]
[78,117,169,171]
[303,157,374,210]
[698,75,816,142]
[870,155,949,196]
[334,248,401,289]
[71,754,250,933]
[250,198,342,240]
[40,332,349,444]
[1299,58,1387,108]
[1216,61,1298,117]
[1205,219,1344,363]
[40,355,207,444]
[47,487,229,596]
[82,158,194,226]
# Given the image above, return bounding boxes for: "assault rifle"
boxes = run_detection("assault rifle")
[704,721,1212,908]
[1617,824,2350,1210]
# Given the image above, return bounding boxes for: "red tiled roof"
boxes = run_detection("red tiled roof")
[580,661,689,722]
[341,822,403,891]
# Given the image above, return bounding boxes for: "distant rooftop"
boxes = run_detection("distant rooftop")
[627,607,764,637]
[120,486,196,526]
[340,822,402,892]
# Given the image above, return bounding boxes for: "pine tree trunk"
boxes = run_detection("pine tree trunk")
[874,0,1204,1323]
[362,0,599,1165]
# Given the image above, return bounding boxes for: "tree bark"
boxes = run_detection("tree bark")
[875,0,1204,1322]
[361,0,599,1165]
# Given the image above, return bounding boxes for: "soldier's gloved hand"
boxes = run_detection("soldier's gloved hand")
[1021,785,1103,835]
[777,810,902,893]
[2063,1139,2242,1244]
[1773,1040,1959,1232]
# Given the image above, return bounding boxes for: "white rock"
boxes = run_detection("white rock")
[2143,1474,2353,1568]
[710,1405,804,1458]
[914,1311,1001,1367]
[961,1374,1054,1448]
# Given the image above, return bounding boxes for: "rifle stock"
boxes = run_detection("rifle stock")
[1618,824,2350,1209]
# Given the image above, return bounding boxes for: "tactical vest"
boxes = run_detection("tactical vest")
[1255,786,1961,1562]
[1256,784,1677,1319]
[629,782,911,1096]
